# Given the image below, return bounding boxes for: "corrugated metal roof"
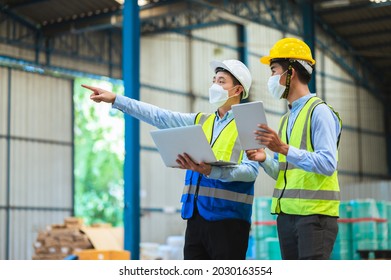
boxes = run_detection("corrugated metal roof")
[1,0,121,27]
[315,0,391,79]
[1,0,390,92]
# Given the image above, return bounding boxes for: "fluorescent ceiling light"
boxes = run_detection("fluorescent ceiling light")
[320,0,350,8]
[138,0,149,6]
[211,10,252,26]
[115,0,149,6]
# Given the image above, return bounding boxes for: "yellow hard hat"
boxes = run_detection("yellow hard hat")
[260,37,316,66]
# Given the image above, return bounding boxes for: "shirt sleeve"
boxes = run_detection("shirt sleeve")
[112,94,197,128]
[258,152,279,180]
[208,152,259,182]
[286,103,341,176]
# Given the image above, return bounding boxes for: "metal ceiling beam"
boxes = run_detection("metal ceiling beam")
[140,0,303,53]
[331,14,391,28]
[0,3,40,31]
[5,0,50,9]
[318,1,391,16]
[300,0,316,93]
[315,14,385,100]
[139,0,175,10]
[141,3,214,34]
[40,10,121,37]
[356,41,391,51]
[345,28,391,39]
[187,0,300,34]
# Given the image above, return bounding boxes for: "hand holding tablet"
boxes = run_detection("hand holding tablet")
[232,101,268,150]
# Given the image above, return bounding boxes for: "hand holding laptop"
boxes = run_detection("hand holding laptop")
[176,153,212,175]
[150,125,237,168]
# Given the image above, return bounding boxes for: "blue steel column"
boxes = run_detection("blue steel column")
[6,68,11,260]
[300,0,316,93]
[123,1,140,260]
[238,24,249,102]
[386,109,391,177]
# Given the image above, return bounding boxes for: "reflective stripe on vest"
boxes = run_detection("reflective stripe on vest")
[183,185,254,205]
[272,97,342,216]
[273,188,340,201]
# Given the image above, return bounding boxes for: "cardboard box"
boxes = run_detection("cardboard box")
[32,217,129,260]
[75,226,130,260]
[80,226,123,250]
[76,249,130,260]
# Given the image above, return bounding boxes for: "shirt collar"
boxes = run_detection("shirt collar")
[214,109,233,122]
[289,93,315,111]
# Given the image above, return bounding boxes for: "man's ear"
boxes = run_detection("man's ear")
[235,85,244,96]
[290,67,296,80]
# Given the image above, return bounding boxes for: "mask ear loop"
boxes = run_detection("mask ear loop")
[281,61,293,99]
[227,84,242,96]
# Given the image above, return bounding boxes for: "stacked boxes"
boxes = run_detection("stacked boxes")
[331,201,352,260]
[251,197,280,260]
[351,199,379,259]
[330,199,390,260]
[76,249,130,260]
[32,217,93,260]
[388,202,391,249]
[32,217,130,260]
[251,198,391,260]
[376,201,388,250]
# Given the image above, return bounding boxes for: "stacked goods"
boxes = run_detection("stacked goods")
[351,199,379,260]
[252,197,280,260]
[331,200,391,260]
[376,201,388,250]
[32,217,93,260]
[387,202,391,249]
[331,201,353,260]
[265,237,280,260]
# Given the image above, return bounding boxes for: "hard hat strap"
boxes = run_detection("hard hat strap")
[281,63,293,99]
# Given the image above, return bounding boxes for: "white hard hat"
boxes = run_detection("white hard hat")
[210,59,252,99]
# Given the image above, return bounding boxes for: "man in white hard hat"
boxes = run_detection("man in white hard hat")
[83,59,258,260]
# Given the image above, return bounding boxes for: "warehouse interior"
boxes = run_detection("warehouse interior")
[0,0,391,260]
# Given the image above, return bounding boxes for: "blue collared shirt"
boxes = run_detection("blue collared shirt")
[113,95,259,182]
[260,94,341,180]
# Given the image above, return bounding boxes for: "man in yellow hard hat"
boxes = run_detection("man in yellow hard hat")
[83,59,259,260]
[247,38,342,260]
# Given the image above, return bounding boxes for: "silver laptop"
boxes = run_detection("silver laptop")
[150,125,237,167]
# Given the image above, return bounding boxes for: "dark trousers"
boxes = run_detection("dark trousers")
[184,208,250,260]
[277,214,338,260]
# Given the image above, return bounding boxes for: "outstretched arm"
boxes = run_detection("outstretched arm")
[82,84,197,129]
[82,84,116,103]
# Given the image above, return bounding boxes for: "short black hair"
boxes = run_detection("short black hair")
[271,59,312,85]
[215,67,240,86]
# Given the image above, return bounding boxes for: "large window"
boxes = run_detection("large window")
[73,78,124,226]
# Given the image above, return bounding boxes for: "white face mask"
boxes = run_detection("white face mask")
[267,71,287,100]
[208,84,235,110]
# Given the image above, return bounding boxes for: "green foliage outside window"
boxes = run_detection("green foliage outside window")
[73,78,124,226]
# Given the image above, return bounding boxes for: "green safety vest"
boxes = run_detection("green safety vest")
[271,97,342,216]
[195,113,243,163]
